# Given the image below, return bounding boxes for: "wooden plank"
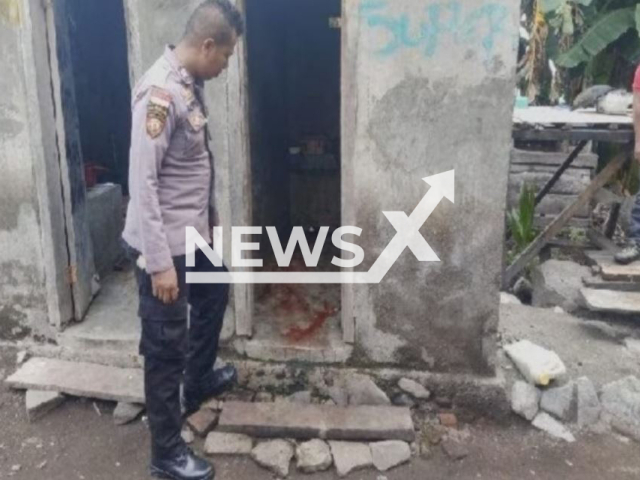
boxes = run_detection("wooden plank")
[513,107,633,126]
[580,288,640,315]
[534,141,588,206]
[507,193,591,217]
[5,358,144,403]
[511,148,598,169]
[601,264,640,282]
[503,153,628,287]
[513,128,633,143]
[582,276,639,292]
[533,217,591,229]
[218,401,415,442]
[509,170,591,196]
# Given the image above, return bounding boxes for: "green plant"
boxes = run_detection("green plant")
[508,183,539,257]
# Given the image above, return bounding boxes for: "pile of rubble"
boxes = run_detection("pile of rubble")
[13,355,478,478]
[505,339,640,444]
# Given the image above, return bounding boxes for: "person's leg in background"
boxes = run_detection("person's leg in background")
[615,190,640,265]
[183,249,235,416]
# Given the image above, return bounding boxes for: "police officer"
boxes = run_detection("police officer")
[122,2,244,479]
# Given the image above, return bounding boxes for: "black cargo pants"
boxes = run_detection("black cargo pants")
[125,243,229,456]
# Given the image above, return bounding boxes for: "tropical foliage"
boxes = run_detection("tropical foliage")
[519,0,640,104]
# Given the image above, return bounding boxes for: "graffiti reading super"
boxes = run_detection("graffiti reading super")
[361,0,508,58]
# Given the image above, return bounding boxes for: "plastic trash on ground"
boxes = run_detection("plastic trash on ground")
[504,340,567,386]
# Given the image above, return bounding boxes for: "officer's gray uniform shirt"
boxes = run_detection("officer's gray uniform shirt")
[123,46,212,274]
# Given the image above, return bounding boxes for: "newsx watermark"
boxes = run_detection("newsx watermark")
[186,170,454,284]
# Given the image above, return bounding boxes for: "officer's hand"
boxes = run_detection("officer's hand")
[152,267,179,304]
[635,143,640,164]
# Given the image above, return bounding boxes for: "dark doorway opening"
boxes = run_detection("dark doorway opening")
[246,0,344,354]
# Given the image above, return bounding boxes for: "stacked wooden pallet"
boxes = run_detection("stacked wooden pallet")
[509,148,598,228]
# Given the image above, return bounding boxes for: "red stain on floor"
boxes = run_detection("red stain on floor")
[284,302,339,342]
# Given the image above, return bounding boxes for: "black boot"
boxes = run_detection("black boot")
[151,445,215,480]
[183,365,238,417]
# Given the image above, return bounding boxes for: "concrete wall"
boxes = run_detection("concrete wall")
[0,0,63,340]
[342,0,519,374]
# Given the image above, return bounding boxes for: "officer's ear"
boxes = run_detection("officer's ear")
[202,38,217,55]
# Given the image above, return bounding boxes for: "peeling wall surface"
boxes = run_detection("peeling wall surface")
[0,0,49,339]
[343,0,519,374]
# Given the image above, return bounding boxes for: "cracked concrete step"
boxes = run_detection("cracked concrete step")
[580,288,640,315]
[5,357,144,403]
[218,401,415,442]
[582,275,639,292]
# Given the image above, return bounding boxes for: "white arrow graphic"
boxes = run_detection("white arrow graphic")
[186,170,454,284]
[360,169,455,283]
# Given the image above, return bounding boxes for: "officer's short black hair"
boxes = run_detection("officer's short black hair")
[184,0,244,46]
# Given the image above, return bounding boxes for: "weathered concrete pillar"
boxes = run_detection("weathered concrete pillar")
[342,0,519,374]
[0,0,61,338]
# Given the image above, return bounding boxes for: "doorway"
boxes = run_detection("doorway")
[245,0,347,359]
[49,0,135,343]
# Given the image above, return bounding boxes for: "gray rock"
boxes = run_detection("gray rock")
[601,376,640,442]
[346,375,390,406]
[113,402,145,425]
[287,391,312,404]
[624,338,640,357]
[398,378,431,400]
[329,441,373,477]
[540,382,576,422]
[511,381,540,421]
[392,393,416,408]
[576,377,601,428]
[295,439,332,473]
[532,413,575,442]
[441,438,469,460]
[531,260,590,312]
[328,386,348,407]
[251,440,294,478]
[26,390,65,423]
[513,277,533,301]
[16,351,29,365]
[181,428,194,444]
[370,441,411,471]
[500,292,522,305]
[254,392,275,403]
[205,432,253,456]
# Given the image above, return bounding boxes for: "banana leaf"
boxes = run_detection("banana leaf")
[556,6,636,68]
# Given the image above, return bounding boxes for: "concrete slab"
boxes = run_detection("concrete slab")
[6,357,144,403]
[580,288,640,315]
[218,401,415,442]
[57,268,140,354]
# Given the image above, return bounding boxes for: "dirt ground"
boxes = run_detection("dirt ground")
[1,345,640,480]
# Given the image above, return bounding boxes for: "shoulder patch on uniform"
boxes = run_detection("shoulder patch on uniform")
[146,87,172,139]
